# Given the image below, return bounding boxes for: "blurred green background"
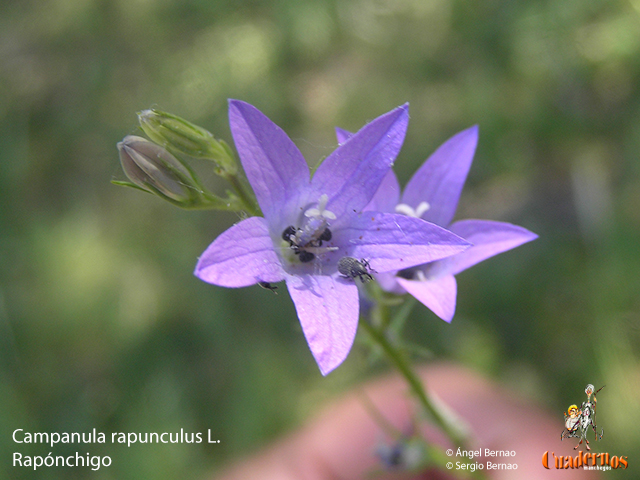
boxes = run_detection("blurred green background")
[1,0,640,478]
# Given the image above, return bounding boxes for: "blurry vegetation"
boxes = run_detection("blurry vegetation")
[1,0,640,478]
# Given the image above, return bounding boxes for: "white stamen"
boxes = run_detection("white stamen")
[305,194,336,220]
[395,201,430,218]
[395,203,417,217]
[415,201,431,217]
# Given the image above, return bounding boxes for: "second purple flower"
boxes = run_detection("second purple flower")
[337,125,538,323]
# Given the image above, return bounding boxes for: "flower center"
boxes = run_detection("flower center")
[282,194,338,263]
[395,201,430,218]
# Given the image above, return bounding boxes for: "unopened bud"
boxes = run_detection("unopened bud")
[117,135,197,203]
[138,109,237,175]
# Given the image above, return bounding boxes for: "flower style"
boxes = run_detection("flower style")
[336,126,538,323]
[195,101,471,375]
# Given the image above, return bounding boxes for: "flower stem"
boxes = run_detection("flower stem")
[221,172,260,216]
[359,318,469,450]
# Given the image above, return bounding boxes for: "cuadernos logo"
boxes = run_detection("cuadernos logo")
[542,451,627,470]
[544,384,628,471]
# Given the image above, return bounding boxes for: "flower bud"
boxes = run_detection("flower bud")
[376,437,428,471]
[138,109,237,175]
[117,135,197,203]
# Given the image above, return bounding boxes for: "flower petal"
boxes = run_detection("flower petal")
[334,126,401,213]
[375,271,405,294]
[364,170,400,213]
[335,126,353,145]
[402,126,478,226]
[334,212,470,272]
[286,274,359,375]
[194,217,285,287]
[397,274,457,322]
[443,219,538,275]
[228,100,310,223]
[313,104,409,218]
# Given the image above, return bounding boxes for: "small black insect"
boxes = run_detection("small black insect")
[317,227,332,243]
[298,251,316,263]
[282,225,329,263]
[282,225,297,245]
[258,281,278,294]
[338,256,374,282]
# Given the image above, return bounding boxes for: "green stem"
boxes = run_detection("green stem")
[222,172,260,216]
[359,319,469,449]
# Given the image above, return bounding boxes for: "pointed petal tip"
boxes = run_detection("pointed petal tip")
[228,99,248,120]
[458,124,479,144]
[516,229,539,247]
[396,103,409,118]
[335,126,353,145]
[318,358,342,376]
[309,338,352,377]
[381,103,409,122]
[522,232,539,245]
[228,98,253,114]
[396,274,457,323]
[228,99,263,118]
[465,124,479,141]
[430,311,455,323]
[286,275,359,378]
[445,220,539,275]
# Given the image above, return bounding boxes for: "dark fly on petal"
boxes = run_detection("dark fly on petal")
[258,281,278,294]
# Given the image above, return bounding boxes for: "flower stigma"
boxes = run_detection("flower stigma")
[281,194,338,265]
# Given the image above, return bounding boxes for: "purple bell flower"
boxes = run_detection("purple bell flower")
[336,125,538,323]
[195,101,470,374]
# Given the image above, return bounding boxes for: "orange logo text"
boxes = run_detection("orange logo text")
[542,451,627,470]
